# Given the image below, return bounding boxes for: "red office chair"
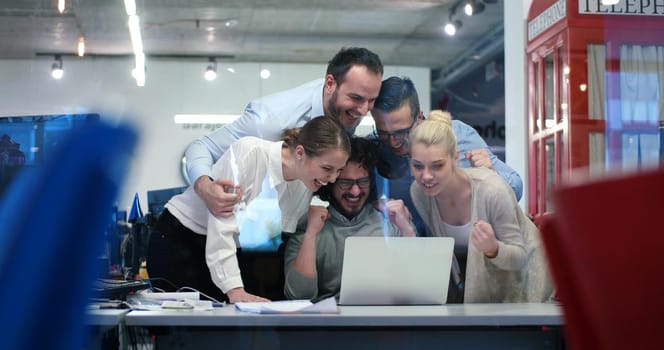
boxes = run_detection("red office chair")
[540,167,664,350]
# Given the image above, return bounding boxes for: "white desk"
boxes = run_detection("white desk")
[85,309,129,350]
[86,309,129,326]
[124,303,564,349]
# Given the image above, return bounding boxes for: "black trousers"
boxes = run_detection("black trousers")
[146,209,226,302]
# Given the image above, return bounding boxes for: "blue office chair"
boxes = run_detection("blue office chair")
[0,121,137,350]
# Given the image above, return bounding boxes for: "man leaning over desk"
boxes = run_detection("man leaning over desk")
[184,47,383,217]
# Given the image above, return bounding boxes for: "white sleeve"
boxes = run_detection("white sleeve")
[205,214,243,293]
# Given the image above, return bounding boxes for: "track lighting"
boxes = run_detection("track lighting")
[444,19,461,36]
[51,55,63,79]
[444,0,496,37]
[204,57,217,81]
[77,37,85,57]
[463,0,485,16]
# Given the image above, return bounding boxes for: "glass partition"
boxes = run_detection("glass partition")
[544,53,555,129]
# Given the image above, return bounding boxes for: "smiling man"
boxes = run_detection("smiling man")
[185,47,383,218]
[283,137,415,301]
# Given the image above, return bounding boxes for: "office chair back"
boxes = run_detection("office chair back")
[540,168,664,350]
[0,122,137,350]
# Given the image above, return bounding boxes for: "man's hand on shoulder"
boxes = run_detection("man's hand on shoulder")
[465,149,493,170]
[194,176,242,217]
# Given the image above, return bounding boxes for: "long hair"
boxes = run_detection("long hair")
[281,116,351,157]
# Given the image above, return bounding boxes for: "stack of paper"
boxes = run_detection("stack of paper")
[235,297,338,314]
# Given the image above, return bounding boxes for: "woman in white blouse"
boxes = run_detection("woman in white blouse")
[408,111,552,303]
[147,116,350,303]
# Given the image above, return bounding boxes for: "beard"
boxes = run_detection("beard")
[332,192,366,220]
[325,87,361,132]
[391,139,410,156]
[326,89,341,120]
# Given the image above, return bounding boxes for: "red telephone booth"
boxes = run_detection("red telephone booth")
[526,0,664,225]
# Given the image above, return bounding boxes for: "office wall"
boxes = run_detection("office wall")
[0,58,429,212]
[504,0,528,208]
[438,52,506,162]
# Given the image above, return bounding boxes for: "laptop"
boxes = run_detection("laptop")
[338,236,455,305]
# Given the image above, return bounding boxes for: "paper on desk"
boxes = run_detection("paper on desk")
[235,296,338,314]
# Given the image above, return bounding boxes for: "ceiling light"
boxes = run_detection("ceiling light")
[464,1,485,16]
[128,15,143,54]
[132,52,145,87]
[57,0,65,13]
[51,55,64,80]
[77,37,85,57]
[227,67,235,73]
[173,114,241,124]
[260,68,271,79]
[204,58,217,81]
[601,0,620,5]
[123,0,136,16]
[444,20,461,36]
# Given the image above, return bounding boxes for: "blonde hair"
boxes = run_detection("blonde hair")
[408,109,457,157]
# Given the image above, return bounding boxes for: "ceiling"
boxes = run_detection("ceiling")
[0,0,504,84]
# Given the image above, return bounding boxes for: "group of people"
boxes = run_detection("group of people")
[146,47,553,304]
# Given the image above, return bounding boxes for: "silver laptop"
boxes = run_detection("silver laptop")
[338,236,455,305]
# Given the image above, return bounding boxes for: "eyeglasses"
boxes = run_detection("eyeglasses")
[335,176,371,190]
[373,116,417,143]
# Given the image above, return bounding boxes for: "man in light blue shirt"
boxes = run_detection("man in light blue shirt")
[371,76,523,236]
[185,47,383,217]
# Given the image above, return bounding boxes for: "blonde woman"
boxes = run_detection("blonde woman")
[409,110,552,303]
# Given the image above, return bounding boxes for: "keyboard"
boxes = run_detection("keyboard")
[92,278,151,300]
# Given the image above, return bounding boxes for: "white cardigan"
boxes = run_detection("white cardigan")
[411,167,553,303]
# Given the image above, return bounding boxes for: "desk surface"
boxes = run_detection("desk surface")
[124,302,562,327]
[86,309,130,326]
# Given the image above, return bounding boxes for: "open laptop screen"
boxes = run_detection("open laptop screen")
[338,236,454,305]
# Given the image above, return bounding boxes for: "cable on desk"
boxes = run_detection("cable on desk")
[147,277,179,290]
[177,286,226,307]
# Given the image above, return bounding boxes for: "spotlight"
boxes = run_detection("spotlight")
[77,37,85,57]
[464,1,485,16]
[444,20,461,36]
[51,55,63,79]
[204,57,217,81]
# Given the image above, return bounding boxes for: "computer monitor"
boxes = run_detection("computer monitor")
[0,113,100,197]
[146,186,187,217]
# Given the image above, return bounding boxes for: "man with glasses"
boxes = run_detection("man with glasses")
[371,76,523,236]
[284,137,415,301]
[185,47,383,218]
